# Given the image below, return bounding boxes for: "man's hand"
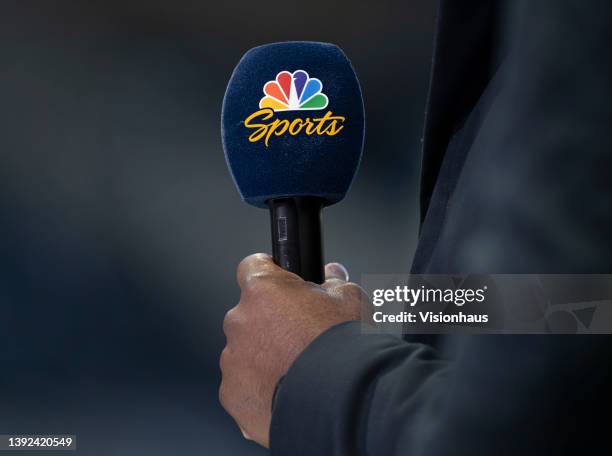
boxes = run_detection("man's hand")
[219,253,365,448]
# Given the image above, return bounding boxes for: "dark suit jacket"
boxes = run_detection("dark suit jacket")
[270,1,612,454]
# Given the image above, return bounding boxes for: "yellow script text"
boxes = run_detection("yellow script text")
[243,108,345,147]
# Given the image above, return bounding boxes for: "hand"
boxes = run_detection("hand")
[219,253,365,448]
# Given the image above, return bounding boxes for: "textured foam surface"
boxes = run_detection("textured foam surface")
[222,42,365,208]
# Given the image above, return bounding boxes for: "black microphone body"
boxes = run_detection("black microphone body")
[268,197,324,283]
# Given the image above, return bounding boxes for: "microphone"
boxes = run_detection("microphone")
[222,42,365,283]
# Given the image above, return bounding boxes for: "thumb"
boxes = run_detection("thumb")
[325,262,349,282]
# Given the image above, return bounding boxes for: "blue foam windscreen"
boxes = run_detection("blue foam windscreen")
[222,42,365,208]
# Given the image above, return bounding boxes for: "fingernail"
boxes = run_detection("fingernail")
[325,262,349,281]
[240,427,252,440]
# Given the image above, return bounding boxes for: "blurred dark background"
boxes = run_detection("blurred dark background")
[0,1,435,454]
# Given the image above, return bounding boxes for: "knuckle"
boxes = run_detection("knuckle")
[243,273,275,297]
[219,347,231,372]
[218,382,229,409]
[237,253,271,282]
[237,253,257,274]
[222,307,241,336]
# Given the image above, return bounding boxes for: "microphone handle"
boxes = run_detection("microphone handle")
[267,197,325,284]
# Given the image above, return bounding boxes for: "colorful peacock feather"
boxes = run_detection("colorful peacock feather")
[259,70,329,111]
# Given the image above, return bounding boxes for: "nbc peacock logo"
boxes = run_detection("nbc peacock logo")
[243,69,345,147]
[259,70,328,111]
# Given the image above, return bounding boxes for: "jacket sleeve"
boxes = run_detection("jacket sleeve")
[270,322,612,456]
[269,321,451,456]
